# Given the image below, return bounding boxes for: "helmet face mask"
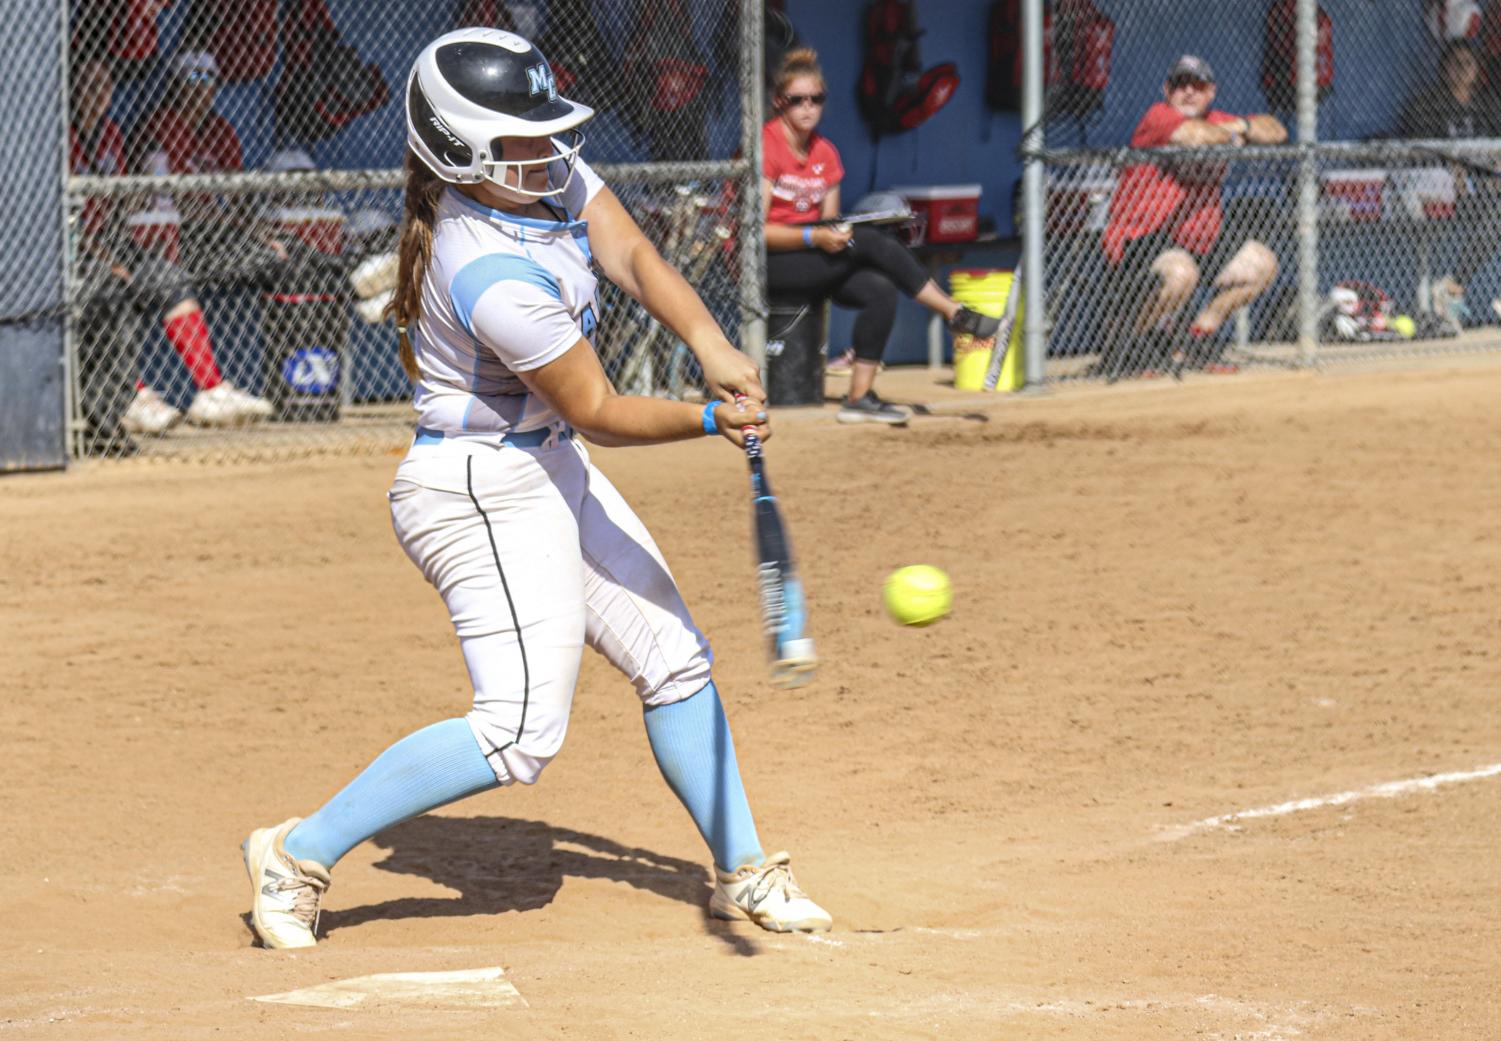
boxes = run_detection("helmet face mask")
[406,28,594,200]
[481,127,587,202]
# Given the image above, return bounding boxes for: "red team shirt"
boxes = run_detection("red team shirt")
[133,106,243,176]
[1102,102,1240,264]
[762,118,845,225]
[130,106,244,233]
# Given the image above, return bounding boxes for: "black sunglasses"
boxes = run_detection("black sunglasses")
[783,92,827,107]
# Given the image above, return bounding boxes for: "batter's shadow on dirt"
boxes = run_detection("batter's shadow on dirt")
[315,815,764,955]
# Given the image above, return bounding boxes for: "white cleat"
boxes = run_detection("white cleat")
[186,381,273,427]
[243,818,331,949]
[710,851,832,933]
[120,386,182,436]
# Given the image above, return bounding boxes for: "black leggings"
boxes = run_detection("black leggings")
[1451,187,1501,286]
[765,225,932,362]
[76,245,197,315]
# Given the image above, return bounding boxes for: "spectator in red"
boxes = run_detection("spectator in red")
[71,49,269,434]
[130,49,275,426]
[1100,55,1286,376]
[762,48,998,424]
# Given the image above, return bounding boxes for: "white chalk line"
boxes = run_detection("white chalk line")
[1157,761,1501,842]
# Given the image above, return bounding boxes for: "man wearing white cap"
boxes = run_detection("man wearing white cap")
[129,50,274,426]
[1100,54,1287,377]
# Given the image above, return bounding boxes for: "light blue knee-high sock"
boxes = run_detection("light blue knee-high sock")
[283,718,498,869]
[643,681,764,873]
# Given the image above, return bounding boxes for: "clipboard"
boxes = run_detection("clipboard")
[809,208,915,228]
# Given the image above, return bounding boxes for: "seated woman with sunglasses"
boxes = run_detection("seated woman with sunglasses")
[763,48,998,425]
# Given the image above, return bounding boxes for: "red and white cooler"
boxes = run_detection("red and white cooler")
[268,206,345,255]
[893,184,983,244]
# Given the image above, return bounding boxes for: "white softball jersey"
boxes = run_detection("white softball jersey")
[410,157,604,441]
[389,157,713,788]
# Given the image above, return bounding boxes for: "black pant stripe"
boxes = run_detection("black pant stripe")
[466,455,529,751]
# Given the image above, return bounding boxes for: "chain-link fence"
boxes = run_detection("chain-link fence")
[62,0,762,462]
[1025,0,1501,383]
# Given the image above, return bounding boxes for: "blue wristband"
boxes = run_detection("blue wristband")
[701,401,720,436]
[802,225,814,247]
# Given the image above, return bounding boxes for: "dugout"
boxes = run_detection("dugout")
[776,0,1456,367]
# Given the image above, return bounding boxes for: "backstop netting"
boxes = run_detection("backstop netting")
[64,0,763,462]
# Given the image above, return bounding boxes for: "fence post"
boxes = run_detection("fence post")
[1021,0,1046,386]
[739,0,767,377]
[0,0,67,471]
[1295,0,1320,366]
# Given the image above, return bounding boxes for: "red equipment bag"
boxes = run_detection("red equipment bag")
[858,0,959,135]
[1260,0,1334,112]
[73,0,172,81]
[620,0,712,160]
[985,0,1111,119]
[1054,0,1113,119]
[188,0,278,83]
[273,0,390,145]
[986,0,1051,111]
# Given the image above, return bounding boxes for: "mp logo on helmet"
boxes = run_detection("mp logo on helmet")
[526,63,557,101]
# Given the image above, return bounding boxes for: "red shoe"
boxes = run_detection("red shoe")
[1200,361,1240,375]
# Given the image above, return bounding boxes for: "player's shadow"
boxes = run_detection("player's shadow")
[317,815,761,955]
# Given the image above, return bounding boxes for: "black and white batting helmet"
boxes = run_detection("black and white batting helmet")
[406,27,594,198]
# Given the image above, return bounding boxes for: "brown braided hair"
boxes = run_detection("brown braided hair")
[385,151,445,380]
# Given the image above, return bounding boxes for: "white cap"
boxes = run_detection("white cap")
[264,148,317,173]
[172,50,220,80]
[345,208,397,238]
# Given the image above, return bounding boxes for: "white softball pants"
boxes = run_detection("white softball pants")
[387,430,713,786]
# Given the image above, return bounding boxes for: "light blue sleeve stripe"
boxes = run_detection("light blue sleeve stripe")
[450,254,562,337]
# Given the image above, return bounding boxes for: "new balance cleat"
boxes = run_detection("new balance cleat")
[243,818,331,949]
[710,851,832,932]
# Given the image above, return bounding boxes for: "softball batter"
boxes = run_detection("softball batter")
[243,28,831,948]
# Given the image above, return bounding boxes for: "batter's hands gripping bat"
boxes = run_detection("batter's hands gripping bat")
[734,395,816,688]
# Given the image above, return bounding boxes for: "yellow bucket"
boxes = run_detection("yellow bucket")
[949,269,1024,393]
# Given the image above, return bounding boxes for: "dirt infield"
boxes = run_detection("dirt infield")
[3,358,1499,1039]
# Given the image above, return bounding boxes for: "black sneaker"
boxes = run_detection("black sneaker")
[837,391,910,426]
[948,305,1001,340]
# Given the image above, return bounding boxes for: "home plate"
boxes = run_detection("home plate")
[250,966,526,1010]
